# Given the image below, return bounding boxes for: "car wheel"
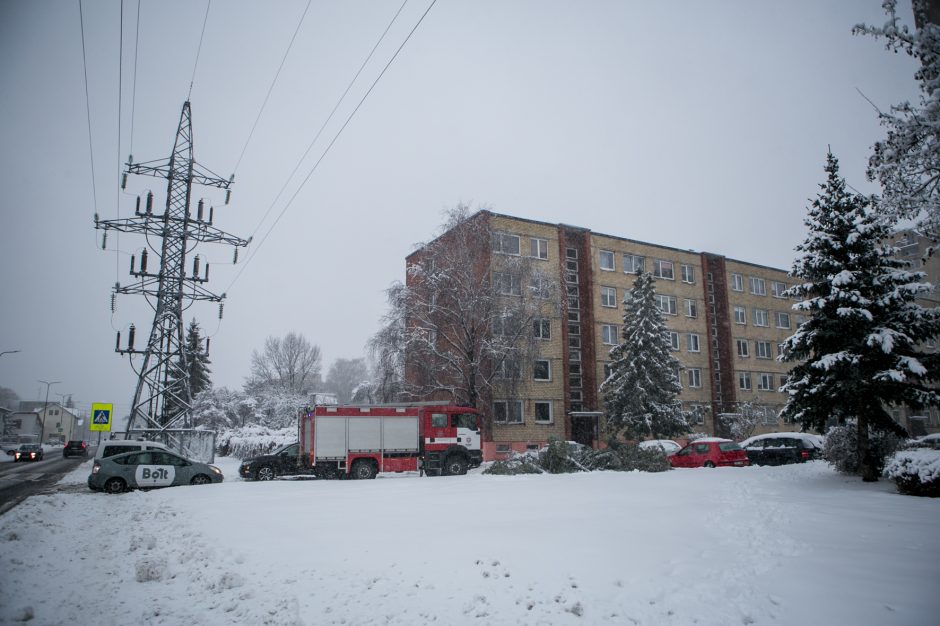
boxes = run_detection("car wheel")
[190,474,212,486]
[351,459,377,480]
[104,478,126,494]
[443,455,468,476]
[256,465,275,481]
[704,461,716,468]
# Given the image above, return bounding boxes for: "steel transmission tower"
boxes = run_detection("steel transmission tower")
[96,101,249,442]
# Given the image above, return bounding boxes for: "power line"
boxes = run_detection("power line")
[188,0,212,100]
[79,0,98,222]
[116,0,124,281]
[232,0,314,174]
[226,0,436,293]
[129,0,141,155]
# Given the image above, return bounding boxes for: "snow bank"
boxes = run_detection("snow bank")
[885,448,940,496]
[0,460,937,624]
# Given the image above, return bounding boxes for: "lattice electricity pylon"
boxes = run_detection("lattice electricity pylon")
[96,101,250,437]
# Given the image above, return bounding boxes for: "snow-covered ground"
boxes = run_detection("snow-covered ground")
[1,459,937,625]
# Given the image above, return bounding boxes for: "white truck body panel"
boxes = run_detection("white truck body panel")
[315,416,348,458]
[313,414,420,458]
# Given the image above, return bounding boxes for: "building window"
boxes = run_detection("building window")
[758,373,774,391]
[756,341,773,359]
[570,349,581,362]
[681,264,695,284]
[599,250,615,271]
[684,298,697,318]
[567,310,580,323]
[668,331,679,351]
[749,277,766,295]
[530,275,551,298]
[493,313,516,336]
[530,238,548,260]
[687,333,701,352]
[566,247,578,259]
[492,232,520,255]
[771,281,787,298]
[493,400,523,424]
[779,375,788,390]
[752,308,769,327]
[534,401,553,423]
[656,295,677,315]
[493,271,521,296]
[569,335,581,348]
[738,372,752,391]
[775,311,790,329]
[602,324,619,345]
[623,254,644,274]
[795,314,806,327]
[687,368,702,388]
[601,286,617,308]
[534,318,551,340]
[534,359,551,381]
[733,306,746,325]
[653,259,675,280]
[494,359,521,380]
[736,339,749,358]
[731,273,744,291]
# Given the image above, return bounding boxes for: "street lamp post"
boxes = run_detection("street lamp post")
[56,392,71,441]
[38,380,60,445]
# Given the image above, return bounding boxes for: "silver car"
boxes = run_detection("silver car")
[88,449,223,493]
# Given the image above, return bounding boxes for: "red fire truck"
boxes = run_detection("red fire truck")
[298,403,483,479]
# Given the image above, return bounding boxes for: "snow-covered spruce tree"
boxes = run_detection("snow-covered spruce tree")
[600,272,689,441]
[165,319,212,422]
[780,152,940,481]
[854,1,940,241]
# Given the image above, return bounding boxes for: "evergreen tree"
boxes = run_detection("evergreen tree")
[166,319,212,420]
[600,272,688,440]
[780,152,940,481]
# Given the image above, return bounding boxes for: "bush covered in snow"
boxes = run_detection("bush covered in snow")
[823,423,902,476]
[884,449,940,497]
[216,426,296,459]
[483,439,671,476]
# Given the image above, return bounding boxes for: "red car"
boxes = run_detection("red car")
[670,438,749,468]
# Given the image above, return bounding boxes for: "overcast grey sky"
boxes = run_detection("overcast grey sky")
[0,0,920,416]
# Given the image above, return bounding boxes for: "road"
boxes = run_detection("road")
[0,449,93,515]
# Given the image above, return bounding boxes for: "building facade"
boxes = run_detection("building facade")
[405,212,939,458]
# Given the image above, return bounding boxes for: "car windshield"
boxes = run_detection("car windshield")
[277,444,298,456]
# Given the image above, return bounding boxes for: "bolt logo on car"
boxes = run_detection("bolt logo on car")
[135,465,175,487]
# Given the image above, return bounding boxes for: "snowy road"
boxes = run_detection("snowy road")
[0,459,937,625]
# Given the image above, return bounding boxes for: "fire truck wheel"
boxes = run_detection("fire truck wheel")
[351,459,377,480]
[256,465,276,481]
[443,455,468,476]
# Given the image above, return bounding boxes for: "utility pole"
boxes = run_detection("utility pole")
[96,101,249,448]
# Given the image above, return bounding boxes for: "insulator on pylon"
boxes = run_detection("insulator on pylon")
[146,191,154,214]
[233,248,239,264]
[135,195,141,215]
[121,173,128,189]
[192,255,201,278]
[225,189,231,205]
[218,303,224,319]
[130,254,136,274]
[204,263,210,281]
[205,337,210,356]
[110,293,116,313]
[141,249,148,273]
[209,205,214,224]
[115,331,121,352]
[128,324,136,351]
[197,199,204,221]
[101,232,107,250]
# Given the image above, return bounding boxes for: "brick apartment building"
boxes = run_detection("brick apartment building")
[405,211,939,458]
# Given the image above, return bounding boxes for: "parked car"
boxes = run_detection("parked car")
[670,438,749,468]
[14,444,44,462]
[88,449,223,493]
[911,433,940,450]
[739,433,821,466]
[94,439,170,461]
[238,442,300,481]
[638,439,681,455]
[63,440,89,458]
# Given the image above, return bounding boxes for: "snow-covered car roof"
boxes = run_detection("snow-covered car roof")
[688,437,732,443]
[739,432,824,449]
[916,433,940,442]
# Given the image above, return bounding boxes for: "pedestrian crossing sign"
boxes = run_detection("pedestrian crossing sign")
[90,403,113,432]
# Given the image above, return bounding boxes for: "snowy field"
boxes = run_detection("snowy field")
[0,459,937,625]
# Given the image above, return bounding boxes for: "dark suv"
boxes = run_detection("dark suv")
[741,435,819,466]
[63,440,89,458]
[238,443,301,481]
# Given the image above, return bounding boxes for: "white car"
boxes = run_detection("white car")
[638,439,681,455]
[94,439,170,461]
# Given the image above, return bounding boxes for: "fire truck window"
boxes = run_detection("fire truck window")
[451,413,479,431]
[431,413,448,428]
